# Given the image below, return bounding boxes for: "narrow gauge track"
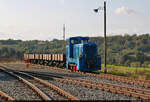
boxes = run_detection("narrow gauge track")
[7,63,150,89]
[22,71,150,100]
[0,65,79,101]
[0,65,136,100]
[28,63,150,88]
[0,67,43,100]
[4,64,150,91]
[0,91,14,101]
[54,77,150,100]
[0,67,50,101]
[1,65,149,100]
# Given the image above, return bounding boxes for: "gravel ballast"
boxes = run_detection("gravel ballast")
[46,79,138,100]
[0,69,42,100]
[3,64,149,100]
[6,64,150,90]
[16,74,68,100]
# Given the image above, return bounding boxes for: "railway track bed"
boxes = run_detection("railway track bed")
[6,63,150,91]
[25,72,148,100]
[0,65,79,101]
[0,68,42,101]
[15,74,69,100]
[30,64,150,89]
[0,90,14,101]
[47,79,137,100]
[1,64,146,100]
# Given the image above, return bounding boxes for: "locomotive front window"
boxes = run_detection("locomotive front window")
[81,40,88,43]
[71,40,78,44]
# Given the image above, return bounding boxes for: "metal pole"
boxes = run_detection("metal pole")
[104,1,107,73]
[63,24,66,54]
[63,24,65,40]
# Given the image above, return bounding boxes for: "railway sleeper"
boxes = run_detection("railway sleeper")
[86,85,92,88]
[135,90,144,94]
[109,88,117,93]
[98,87,103,91]
[123,92,131,97]
[103,88,110,92]
[34,78,79,100]
[143,83,150,88]
[135,89,150,94]
[140,95,150,100]
[143,92,150,96]
[131,92,140,99]
[116,90,124,94]
[126,91,149,100]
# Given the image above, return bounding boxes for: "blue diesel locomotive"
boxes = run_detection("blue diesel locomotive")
[66,37,101,72]
[24,36,101,72]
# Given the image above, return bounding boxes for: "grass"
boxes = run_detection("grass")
[100,64,150,80]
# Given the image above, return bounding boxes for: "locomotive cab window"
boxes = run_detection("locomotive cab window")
[81,39,88,43]
[71,40,78,44]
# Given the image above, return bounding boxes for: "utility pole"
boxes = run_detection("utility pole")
[94,0,107,73]
[104,1,107,73]
[63,24,65,40]
[63,24,66,54]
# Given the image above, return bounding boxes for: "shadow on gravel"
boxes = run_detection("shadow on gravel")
[20,70,86,79]
[0,72,17,81]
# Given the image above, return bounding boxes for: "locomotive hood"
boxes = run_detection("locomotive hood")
[83,42,98,57]
[83,42,98,69]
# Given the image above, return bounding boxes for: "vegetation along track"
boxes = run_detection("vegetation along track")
[0,65,79,101]
[3,64,150,100]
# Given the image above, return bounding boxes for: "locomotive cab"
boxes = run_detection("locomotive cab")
[66,36,101,72]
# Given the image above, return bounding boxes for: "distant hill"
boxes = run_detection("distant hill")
[0,34,150,67]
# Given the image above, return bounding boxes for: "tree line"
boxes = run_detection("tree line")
[0,34,150,67]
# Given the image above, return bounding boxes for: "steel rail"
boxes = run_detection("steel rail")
[52,77,150,100]
[0,91,14,101]
[0,67,51,101]
[13,71,79,101]
[29,64,150,88]
[82,73,150,88]
[3,64,150,100]
[0,65,79,101]
[10,66,150,100]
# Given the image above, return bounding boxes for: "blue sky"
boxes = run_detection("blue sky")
[0,0,149,40]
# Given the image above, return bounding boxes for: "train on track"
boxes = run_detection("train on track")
[24,36,101,72]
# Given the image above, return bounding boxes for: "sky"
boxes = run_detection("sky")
[0,0,149,40]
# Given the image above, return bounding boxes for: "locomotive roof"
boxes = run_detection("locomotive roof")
[69,36,89,40]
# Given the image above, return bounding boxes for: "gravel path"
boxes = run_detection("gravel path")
[6,64,150,91]
[0,68,42,100]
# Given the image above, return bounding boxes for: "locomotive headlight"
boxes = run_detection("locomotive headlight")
[87,60,95,68]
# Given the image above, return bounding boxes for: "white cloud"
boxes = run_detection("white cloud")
[115,6,138,15]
